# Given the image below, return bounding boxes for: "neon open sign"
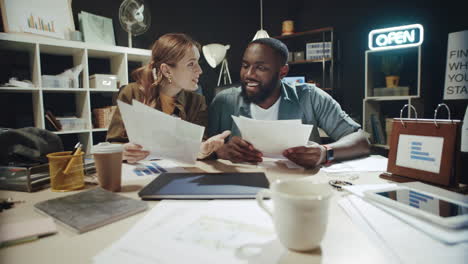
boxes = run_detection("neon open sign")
[369,24,424,50]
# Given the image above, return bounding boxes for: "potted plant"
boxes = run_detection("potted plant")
[381,55,403,88]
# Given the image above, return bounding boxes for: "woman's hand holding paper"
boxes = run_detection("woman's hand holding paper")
[123,143,150,163]
[198,130,231,159]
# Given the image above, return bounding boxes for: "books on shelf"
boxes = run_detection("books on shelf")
[45,110,62,131]
[34,187,148,233]
[370,113,386,145]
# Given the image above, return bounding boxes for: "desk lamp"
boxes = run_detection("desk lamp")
[202,44,232,87]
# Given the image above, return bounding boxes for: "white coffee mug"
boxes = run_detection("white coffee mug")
[256,180,333,251]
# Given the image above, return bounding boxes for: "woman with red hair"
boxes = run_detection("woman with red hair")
[107,33,229,163]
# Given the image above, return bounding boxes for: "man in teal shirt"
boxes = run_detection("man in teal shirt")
[208,38,370,168]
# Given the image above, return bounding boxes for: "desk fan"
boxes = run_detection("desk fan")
[119,0,151,48]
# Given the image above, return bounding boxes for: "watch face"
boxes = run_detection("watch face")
[327,148,335,161]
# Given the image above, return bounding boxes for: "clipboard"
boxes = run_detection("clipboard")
[381,104,464,188]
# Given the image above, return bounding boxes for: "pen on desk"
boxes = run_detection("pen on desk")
[71,142,82,155]
[63,142,82,175]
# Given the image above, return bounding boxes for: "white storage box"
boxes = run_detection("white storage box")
[42,75,71,88]
[89,74,117,89]
[56,117,88,130]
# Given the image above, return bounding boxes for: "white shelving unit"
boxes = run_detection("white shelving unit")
[363,46,422,148]
[0,33,151,153]
[275,27,335,94]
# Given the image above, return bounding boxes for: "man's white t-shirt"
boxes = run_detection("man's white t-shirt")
[250,98,280,120]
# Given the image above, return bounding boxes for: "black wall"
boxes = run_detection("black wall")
[71,1,467,121]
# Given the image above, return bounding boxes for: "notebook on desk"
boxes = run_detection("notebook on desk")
[138,172,270,199]
[34,187,148,233]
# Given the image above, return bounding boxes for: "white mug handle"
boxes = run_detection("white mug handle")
[256,189,273,219]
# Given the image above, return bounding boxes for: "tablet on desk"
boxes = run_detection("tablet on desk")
[364,186,468,229]
[138,172,269,199]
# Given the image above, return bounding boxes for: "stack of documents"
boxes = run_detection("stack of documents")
[339,184,468,264]
[232,116,313,158]
[321,155,388,173]
[118,100,204,164]
[94,200,282,264]
[0,164,50,192]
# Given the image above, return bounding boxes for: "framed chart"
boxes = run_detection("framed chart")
[0,0,75,39]
[383,104,463,187]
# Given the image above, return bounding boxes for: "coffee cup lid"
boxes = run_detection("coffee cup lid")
[92,142,123,154]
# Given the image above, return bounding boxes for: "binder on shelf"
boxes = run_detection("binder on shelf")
[45,110,62,131]
[381,104,465,191]
[370,113,385,144]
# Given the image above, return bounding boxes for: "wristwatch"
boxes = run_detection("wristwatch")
[323,144,334,165]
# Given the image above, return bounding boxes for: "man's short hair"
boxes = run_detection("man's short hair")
[250,38,289,65]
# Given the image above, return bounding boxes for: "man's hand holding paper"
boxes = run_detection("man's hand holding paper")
[215,136,263,163]
[221,116,314,166]
[283,142,326,168]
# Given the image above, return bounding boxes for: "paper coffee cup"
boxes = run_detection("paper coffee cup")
[92,142,123,192]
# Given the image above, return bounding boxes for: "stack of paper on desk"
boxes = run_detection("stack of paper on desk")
[232,116,313,158]
[117,100,204,164]
[321,155,388,173]
[94,200,280,264]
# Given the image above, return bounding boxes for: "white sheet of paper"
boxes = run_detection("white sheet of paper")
[116,100,144,146]
[342,183,397,197]
[341,195,468,264]
[396,134,444,174]
[338,197,399,264]
[232,116,312,158]
[94,200,281,264]
[117,100,204,164]
[321,155,388,173]
[239,116,302,125]
[258,158,304,169]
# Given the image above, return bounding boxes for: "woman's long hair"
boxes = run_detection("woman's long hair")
[131,33,201,105]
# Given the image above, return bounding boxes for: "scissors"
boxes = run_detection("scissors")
[328,180,353,191]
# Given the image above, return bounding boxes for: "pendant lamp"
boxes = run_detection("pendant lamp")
[252,0,269,40]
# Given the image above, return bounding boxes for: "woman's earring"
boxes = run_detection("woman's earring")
[168,76,172,84]
[152,68,157,81]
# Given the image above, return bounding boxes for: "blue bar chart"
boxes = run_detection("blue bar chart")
[133,162,168,177]
[409,141,436,162]
[396,134,443,173]
[408,190,434,208]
